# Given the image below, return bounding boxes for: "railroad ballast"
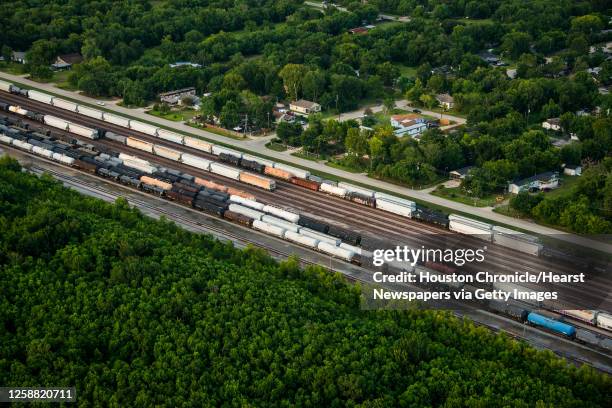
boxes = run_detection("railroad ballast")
[0,82,544,256]
[2,115,611,352]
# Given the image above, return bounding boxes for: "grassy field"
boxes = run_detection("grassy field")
[147,108,198,122]
[187,122,246,140]
[265,142,289,152]
[449,17,494,25]
[431,185,506,207]
[493,204,527,218]
[325,160,366,174]
[291,151,321,162]
[0,62,26,75]
[51,70,79,91]
[546,174,580,197]
[396,65,417,78]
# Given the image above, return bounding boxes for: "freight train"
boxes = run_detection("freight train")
[487,300,612,351]
[2,117,611,352]
[0,117,362,265]
[0,83,545,258]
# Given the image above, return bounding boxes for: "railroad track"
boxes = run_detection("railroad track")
[2,93,611,309]
[9,146,611,373]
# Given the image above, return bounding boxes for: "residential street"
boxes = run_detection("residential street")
[2,71,610,254]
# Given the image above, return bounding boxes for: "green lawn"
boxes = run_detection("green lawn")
[291,151,321,162]
[325,160,366,174]
[187,122,246,140]
[372,107,409,124]
[265,141,289,152]
[0,62,26,75]
[52,70,78,91]
[431,186,506,207]
[147,108,198,122]
[396,64,417,78]
[449,17,494,25]
[493,204,528,218]
[545,174,580,198]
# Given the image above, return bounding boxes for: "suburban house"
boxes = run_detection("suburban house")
[436,93,454,110]
[390,114,427,137]
[12,51,26,64]
[542,117,562,131]
[348,27,368,35]
[508,172,560,194]
[348,25,375,35]
[51,53,83,70]
[159,87,197,105]
[563,165,582,176]
[290,99,321,116]
[449,166,474,180]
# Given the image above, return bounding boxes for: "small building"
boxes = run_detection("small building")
[449,166,474,180]
[390,114,427,137]
[51,53,83,70]
[542,117,562,132]
[159,87,197,105]
[479,50,501,65]
[170,61,202,69]
[12,51,27,64]
[436,93,454,110]
[348,27,368,35]
[508,172,559,194]
[506,68,517,79]
[563,165,582,176]
[290,99,321,116]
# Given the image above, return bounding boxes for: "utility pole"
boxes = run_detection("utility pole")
[243,114,248,137]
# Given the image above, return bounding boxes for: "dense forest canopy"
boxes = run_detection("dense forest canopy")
[0,156,611,405]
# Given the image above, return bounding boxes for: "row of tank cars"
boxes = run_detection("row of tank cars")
[0,114,366,266]
[2,82,612,350]
[0,79,546,256]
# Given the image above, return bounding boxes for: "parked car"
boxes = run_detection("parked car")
[412,109,421,113]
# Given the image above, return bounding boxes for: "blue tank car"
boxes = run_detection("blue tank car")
[527,312,576,338]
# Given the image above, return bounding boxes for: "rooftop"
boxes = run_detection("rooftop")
[436,93,454,103]
[290,99,320,109]
[159,87,196,97]
[545,117,561,125]
[57,53,83,65]
[512,171,558,186]
[450,166,474,176]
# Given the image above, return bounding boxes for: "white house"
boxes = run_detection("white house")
[290,99,321,116]
[563,165,582,176]
[508,172,559,194]
[436,93,454,110]
[542,118,562,131]
[390,114,427,138]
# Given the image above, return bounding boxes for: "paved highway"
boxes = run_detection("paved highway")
[1,72,610,255]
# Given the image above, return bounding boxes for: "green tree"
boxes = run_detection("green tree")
[279,64,309,101]
[220,100,240,128]
[501,32,532,59]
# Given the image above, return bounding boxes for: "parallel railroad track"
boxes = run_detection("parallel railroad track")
[1,93,610,311]
[18,151,612,373]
